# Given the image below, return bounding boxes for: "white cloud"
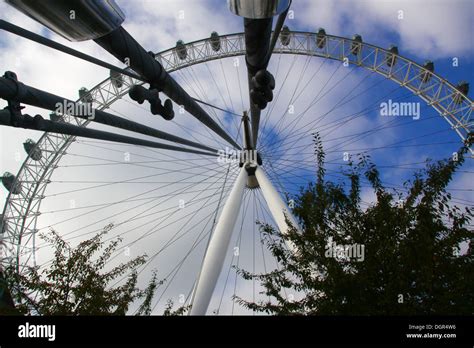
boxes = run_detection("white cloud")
[293,0,473,59]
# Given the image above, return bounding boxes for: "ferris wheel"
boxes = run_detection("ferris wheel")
[0,0,472,315]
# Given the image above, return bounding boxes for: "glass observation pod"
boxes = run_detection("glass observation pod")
[110,69,123,89]
[2,172,21,195]
[78,87,94,104]
[210,32,221,52]
[316,28,327,49]
[421,61,435,84]
[176,40,187,60]
[23,139,42,161]
[280,25,291,46]
[453,81,469,105]
[351,34,363,55]
[386,45,399,67]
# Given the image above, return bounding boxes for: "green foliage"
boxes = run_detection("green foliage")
[235,136,473,315]
[163,300,191,316]
[2,224,160,315]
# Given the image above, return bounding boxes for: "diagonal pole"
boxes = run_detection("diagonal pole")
[0,110,217,157]
[254,166,299,252]
[0,75,217,153]
[189,166,247,315]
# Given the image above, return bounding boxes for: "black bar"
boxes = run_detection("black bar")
[0,76,217,153]
[249,102,261,147]
[243,2,291,147]
[192,97,241,117]
[0,110,217,157]
[94,27,241,150]
[0,315,472,345]
[266,1,292,66]
[244,18,273,76]
[243,17,273,148]
[242,111,253,150]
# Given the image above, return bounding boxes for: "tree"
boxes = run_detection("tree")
[0,270,18,315]
[1,224,160,315]
[235,134,473,315]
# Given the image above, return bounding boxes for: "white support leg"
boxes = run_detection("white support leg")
[189,167,248,315]
[254,166,300,252]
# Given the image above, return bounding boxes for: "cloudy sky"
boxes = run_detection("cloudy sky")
[0,0,472,314]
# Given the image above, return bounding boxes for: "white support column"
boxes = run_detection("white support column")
[189,167,248,315]
[255,166,300,252]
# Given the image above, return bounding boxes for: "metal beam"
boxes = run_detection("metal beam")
[254,167,299,252]
[242,111,254,150]
[0,75,217,153]
[249,101,262,147]
[94,27,241,150]
[190,167,247,315]
[265,0,292,67]
[0,110,216,157]
[244,17,273,148]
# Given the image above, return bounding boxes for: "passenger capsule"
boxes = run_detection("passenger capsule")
[421,61,434,83]
[78,87,93,104]
[280,25,290,46]
[385,45,398,67]
[351,34,362,55]
[316,28,326,49]
[110,69,123,88]
[210,32,221,52]
[453,81,469,104]
[2,172,21,195]
[23,139,42,161]
[176,40,187,60]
